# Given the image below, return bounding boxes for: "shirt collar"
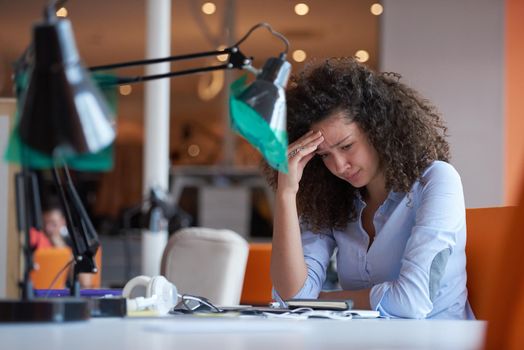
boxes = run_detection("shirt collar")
[355,189,405,203]
[388,191,405,202]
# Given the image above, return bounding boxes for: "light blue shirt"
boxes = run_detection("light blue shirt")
[274,161,475,319]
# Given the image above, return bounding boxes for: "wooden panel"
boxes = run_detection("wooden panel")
[0,98,20,298]
[504,0,524,204]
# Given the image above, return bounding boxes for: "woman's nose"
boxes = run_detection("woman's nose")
[333,154,350,175]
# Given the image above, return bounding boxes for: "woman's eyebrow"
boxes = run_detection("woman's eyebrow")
[317,134,353,152]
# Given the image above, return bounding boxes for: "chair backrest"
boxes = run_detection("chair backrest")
[465,206,517,320]
[483,193,524,349]
[31,247,72,289]
[31,247,103,289]
[240,242,273,305]
[160,227,249,305]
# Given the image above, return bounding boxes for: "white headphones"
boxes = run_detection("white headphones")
[122,275,179,315]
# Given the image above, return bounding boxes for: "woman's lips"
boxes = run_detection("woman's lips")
[342,169,360,182]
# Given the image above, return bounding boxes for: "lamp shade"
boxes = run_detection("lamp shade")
[18,18,115,157]
[230,55,291,172]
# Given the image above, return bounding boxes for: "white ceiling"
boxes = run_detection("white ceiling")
[0,0,379,140]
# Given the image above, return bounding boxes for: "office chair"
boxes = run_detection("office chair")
[483,188,524,349]
[160,227,249,305]
[465,206,517,320]
[240,242,273,305]
[31,247,102,289]
[31,247,72,289]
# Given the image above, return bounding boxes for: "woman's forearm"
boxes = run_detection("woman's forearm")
[270,189,308,300]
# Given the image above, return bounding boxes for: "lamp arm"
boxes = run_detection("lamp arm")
[89,48,232,72]
[89,47,252,86]
[52,164,99,297]
[233,22,289,55]
[106,63,231,86]
[86,21,289,85]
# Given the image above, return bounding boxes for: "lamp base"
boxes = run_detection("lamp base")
[0,298,90,322]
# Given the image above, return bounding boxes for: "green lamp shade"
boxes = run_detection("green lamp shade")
[4,71,118,171]
[4,18,118,171]
[229,56,291,173]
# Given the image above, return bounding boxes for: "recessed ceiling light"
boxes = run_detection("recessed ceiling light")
[56,7,68,17]
[188,144,201,157]
[370,3,383,16]
[294,3,309,16]
[355,50,370,63]
[198,70,224,101]
[216,45,228,62]
[201,2,216,15]
[292,49,307,62]
[119,85,132,96]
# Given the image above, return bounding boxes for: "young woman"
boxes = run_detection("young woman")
[268,58,474,319]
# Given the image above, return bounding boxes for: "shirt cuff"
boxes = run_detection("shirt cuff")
[370,282,393,317]
[271,278,319,307]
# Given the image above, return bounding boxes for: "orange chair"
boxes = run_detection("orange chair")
[31,247,72,289]
[465,206,517,319]
[31,247,102,289]
[484,187,524,349]
[240,242,273,305]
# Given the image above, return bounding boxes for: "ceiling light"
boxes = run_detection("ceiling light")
[201,2,216,15]
[119,85,132,96]
[198,70,224,101]
[355,50,370,63]
[370,3,383,16]
[294,3,309,16]
[56,7,68,17]
[188,144,200,157]
[216,45,228,62]
[292,49,307,62]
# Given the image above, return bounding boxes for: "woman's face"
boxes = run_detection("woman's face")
[311,111,383,190]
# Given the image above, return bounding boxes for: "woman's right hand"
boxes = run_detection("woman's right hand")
[277,130,324,194]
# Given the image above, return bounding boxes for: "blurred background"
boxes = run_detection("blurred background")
[1,0,521,288]
[0,0,379,235]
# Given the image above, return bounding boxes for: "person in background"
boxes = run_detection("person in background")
[267,57,474,319]
[42,202,71,248]
[29,227,52,250]
[42,200,95,289]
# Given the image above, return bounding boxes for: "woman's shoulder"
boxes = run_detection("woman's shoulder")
[411,161,464,200]
[421,160,461,182]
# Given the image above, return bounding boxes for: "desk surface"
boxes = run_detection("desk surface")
[0,317,486,350]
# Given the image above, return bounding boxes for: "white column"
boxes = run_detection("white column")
[142,0,171,276]
[0,109,11,298]
[221,0,236,166]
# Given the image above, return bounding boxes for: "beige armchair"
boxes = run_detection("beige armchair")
[160,227,249,306]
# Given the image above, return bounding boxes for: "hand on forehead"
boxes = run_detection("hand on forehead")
[311,114,360,151]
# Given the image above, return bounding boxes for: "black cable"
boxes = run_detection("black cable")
[233,23,289,55]
[44,258,75,298]
[89,49,231,72]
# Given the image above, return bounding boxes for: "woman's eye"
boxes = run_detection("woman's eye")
[317,153,328,159]
[341,143,353,151]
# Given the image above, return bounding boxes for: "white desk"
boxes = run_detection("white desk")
[0,317,486,350]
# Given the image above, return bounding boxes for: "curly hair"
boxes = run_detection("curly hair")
[264,57,450,231]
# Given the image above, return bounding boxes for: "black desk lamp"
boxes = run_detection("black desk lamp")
[0,0,291,323]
